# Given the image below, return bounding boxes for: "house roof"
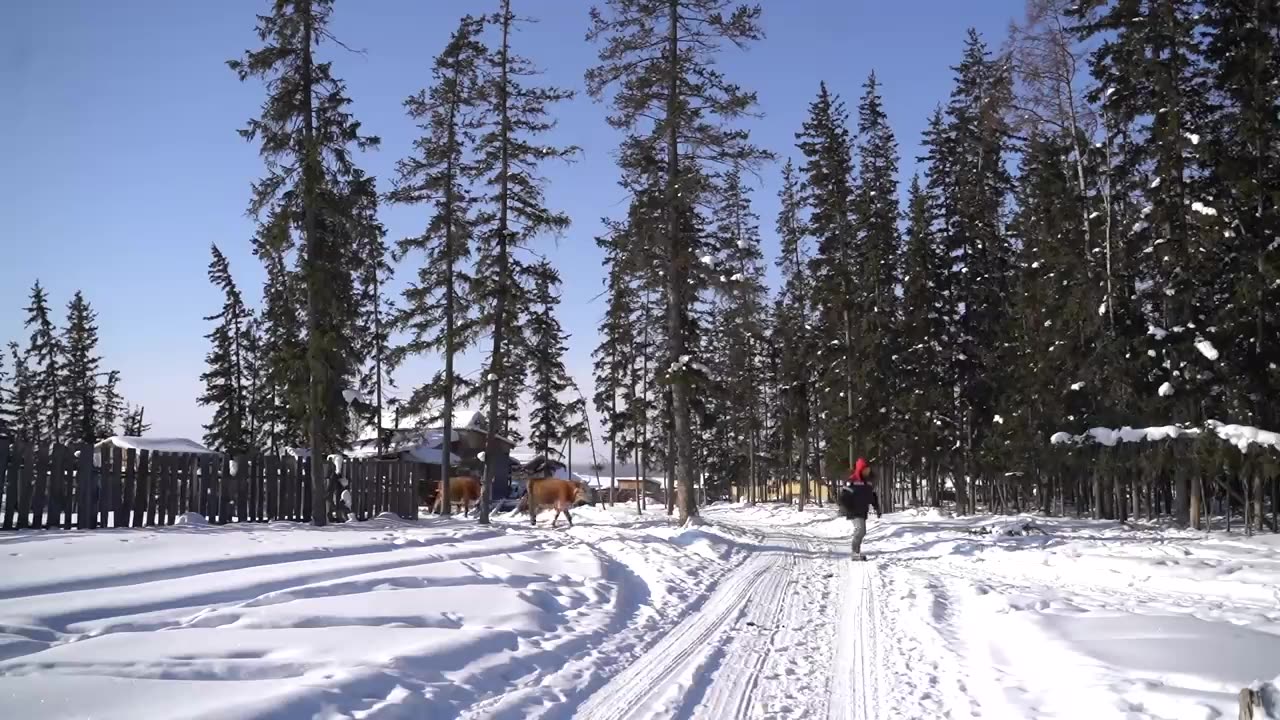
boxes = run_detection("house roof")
[94,436,221,456]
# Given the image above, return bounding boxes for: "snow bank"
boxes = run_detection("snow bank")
[1051,420,1280,453]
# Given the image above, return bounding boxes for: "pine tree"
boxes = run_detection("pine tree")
[1200,0,1280,434]
[773,159,817,506]
[61,291,102,445]
[230,0,380,525]
[388,15,485,499]
[199,244,250,455]
[587,0,771,522]
[705,169,768,501]
[851,71,902,468]
[6,342,35,443]
[349,172,395,446]
[926,30,1017,511]
[471,0,576,523]
[241,317,267,451]
[122,405,151,437]
[95,370,123,441]
[592,223,639,504]
[526,261,576,460]
[252,216,307,454]
[796,82,858,479]
[0,348,12,439]
[23,281,63,444]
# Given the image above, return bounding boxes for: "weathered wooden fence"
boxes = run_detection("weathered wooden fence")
[0,439,420,531]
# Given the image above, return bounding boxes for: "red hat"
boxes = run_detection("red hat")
[850,458,869,482]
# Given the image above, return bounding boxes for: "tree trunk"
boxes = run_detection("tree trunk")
[300,1,327,527]
[479,0,517,526]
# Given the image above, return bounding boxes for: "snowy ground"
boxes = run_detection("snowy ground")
[1,503,1278,719]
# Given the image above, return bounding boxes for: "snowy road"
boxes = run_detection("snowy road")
[1,504,1278,719]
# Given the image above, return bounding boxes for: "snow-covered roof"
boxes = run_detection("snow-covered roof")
[361,407,515,448]
[1051,421,1280,453]
[94,436,221,456]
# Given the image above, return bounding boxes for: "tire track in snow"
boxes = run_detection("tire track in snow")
[570,530,801,720]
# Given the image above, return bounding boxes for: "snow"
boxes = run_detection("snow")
[1196,338,1220,361]
[4,505,1280,719]
[1149,176,1162,189]
[700,254,713,265]
[1097,301,1107,316]
[1185,132,1201,145]
[1070,381,1085,391]
[729,272,745,282]
[341,388,367,405]
[93,436,219,457]
[1148,324,1170,340]
[1192,201,1219,217]
[993,414,1004,425]
[1159,381,1175,396]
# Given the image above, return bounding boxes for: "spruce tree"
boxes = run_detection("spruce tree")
[230,0,380,525]
[773,159,817,506]
[796,82,858,479]
[526,261,576,460]
[240,317,267,451]
[122,405,151,437]
[6,342,35,443]
[897,174,950,504]
[199,244,250,455]
[388,15,485,502]
[925,30,1016,511]
[592,223,639,504]
[23,281,63,444]
[252,216,308,454]
[349,172,395,445]
[705,169,768,501]
[0,348,12,439]
[471,0,576,523]
[61,291,102,445]
[851,71,902,467]
[95,370,124,441]
[1200,0,1280,433]
[587,0,771,522]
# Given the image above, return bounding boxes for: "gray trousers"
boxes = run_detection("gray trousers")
[850,517,867,554]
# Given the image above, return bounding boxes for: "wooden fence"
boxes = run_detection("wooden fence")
[0,439,420,531]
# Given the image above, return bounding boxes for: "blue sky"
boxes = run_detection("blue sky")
[2,0,1024,451]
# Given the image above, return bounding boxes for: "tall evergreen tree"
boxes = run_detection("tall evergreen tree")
[705,169,768,500]
[925,30,1016,510]
[897,173,950,504]
[122,405,151,437]
[471,0,576,523]
[23,281,63,444]
[0,347,12,439]
[796,82,858,478]
[389,15,486,507]
[587,0,771,522]
[1200,0,1280,434]
[95,370,124,441]
[525,261,577,460]
[61,291,102,445]
[773,159,817,506]
[240,317,267,450]
[199,244,250,455]
[349,172,395,446]
[230,0,380,525]
[252,217,308,454]
[592,223,639,503]
[851,71,902,467]
[6,342,35,443]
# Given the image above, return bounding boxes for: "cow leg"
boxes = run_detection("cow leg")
[564,505,573,528]
[464,499,471,518]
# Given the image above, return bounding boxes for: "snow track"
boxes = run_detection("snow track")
[572,528,806,720]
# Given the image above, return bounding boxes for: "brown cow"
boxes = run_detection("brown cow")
[431,476,483,517]
[524,477,582,528]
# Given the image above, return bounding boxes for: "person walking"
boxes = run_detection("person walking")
[837,457,881,560]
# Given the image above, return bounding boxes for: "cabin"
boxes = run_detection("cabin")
[346,409,516,503]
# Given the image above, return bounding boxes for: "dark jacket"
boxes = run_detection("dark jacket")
[838,481,880,520]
